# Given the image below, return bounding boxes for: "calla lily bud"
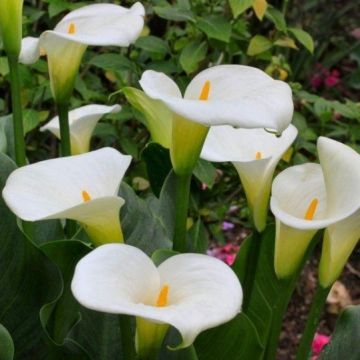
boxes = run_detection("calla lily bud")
[271,137,360,279]
[41,104,121,155]
[2,148,132,246]
[0,0,23,56]
[71,244,242,358]
[202,124,298,231]
[140,65,293,175]
[19,3,145,104]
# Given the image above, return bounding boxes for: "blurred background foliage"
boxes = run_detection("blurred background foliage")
[0,0,359,247]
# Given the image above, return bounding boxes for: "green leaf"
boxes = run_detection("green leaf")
[229,0,253,18]
[196,15,232,43]
[247,35,272,56]
[179,41,207,75]
[193,159,217,189]
[187,219,208,253]
[23,109,41,134]
[288,27,314,53]
[274,36,298,49]
[0,153,63,358]
[142,143,172,197]
[122,87,172,148]
[154,5,195,22]
[265,7,287,32]
[0,324,14,360]
[135,36,170,56]
[152,248,178,266]
[90,53,135,72]
[119,172,176,254]
[195,314,263,359]
[320,306,360,360]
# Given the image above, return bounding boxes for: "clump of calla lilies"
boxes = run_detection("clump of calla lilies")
[0,1,358,360]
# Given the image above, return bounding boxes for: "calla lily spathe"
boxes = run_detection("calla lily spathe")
[2,148,132,246]
[71,244,242,357]
[19,3,145,103]
[138,65,294,174]
[270,137,360,281]
[201,124,298,231]
[0,0,23,56]
[41,104,121,155]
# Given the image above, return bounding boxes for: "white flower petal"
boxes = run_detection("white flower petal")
[202,124,297,230]
[19,36,40,64]
[156,253,242,347]
[317,136,360,220]
[270,163,330,230]
[140,65,294,133]
[51,3,145,47]
[2,148,131,221]
[72,244,160,311]
[71,245,242,348]
[41,104,121,154]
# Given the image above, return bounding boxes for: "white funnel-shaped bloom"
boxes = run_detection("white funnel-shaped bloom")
[139,65,293,174]
[271,137,360,278]
[2,148,131,246]
[71,244,242,357]
[201,124,297,231]
[41,104,121,155]
[19,3,145,103]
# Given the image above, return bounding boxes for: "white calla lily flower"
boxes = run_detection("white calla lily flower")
[71,244,242,357]
[139,65,293,174]
[41,104,121,155]
[19,3,145,103]
[201,124,297,231]
[2,148,131,246]
[270,137,360,278]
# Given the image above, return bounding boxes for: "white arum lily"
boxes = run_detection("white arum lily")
[139,65,293,174]
[2,148,131,246]
[71,244,242,358]
[41,104,121,155]
[19,3,145,104]
[201,124,298,231]
[270,137,360,280]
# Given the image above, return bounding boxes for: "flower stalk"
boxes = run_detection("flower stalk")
[7,55,26,167]
[173,172,192,252]
[57,102,72,157]
[295,285,331,360]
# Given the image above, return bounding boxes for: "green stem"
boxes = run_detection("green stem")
[172,173,192,252]
[56,102,72,157]
[295,285,331,360]
[119,315,137,360]
[242,230,261,311]
[7,55,26,166]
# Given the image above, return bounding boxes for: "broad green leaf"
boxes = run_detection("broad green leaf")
[187,219,208,253]
[152,248,178,266]
[196,15,232,43]
[0,115,14,159]
[195,314,263,359]
[266,7,287,32]
[252,0,268,20]
[90,53,135,72]
[119,173,175,254]
[179,41,207,75]
[0,324,14,360]
[288,27,314,53]
[23,109,42,134]
[135,36,170,56]
[229,0,253,18]
[0,57,9,76]
[247,35,272,56]
[193,159,216,189]
[153,5,195,22]
[122,87,172,148]
[0,153,62,358]
[142,143,172,197]
[319,305,360,359]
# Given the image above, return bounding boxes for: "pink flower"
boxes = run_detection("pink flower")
[311,332,331,359]
[324,75,340,88]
